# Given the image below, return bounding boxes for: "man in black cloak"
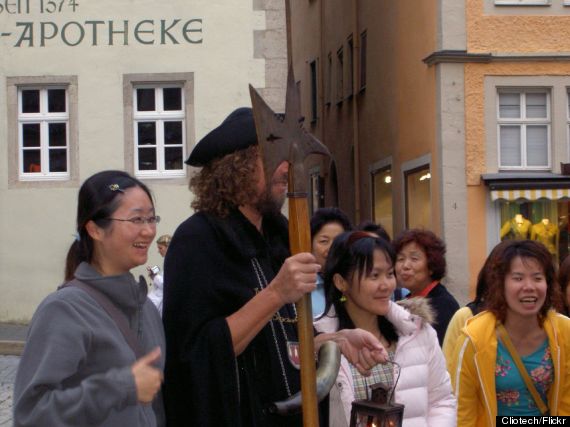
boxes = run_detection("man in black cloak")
[162,107,387,427]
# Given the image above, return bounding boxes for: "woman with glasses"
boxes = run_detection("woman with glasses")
[315,231,456,427]
[13,170,166,427]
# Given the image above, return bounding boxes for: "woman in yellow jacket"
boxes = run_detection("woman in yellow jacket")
[449,240,570,426]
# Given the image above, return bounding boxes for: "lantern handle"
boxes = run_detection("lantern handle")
[385,359,401,405]
[365,359,402,405]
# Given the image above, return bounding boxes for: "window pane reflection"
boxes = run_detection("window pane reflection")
[406,166,431,228]
[137,89,155,111]
[49,149,67,172]
[22,124,41,147]
[164,121,182,145]
[372,168,393,238]
[165,147,183,170]
[138,148,157,170]
[23,150,41,172]
[163,88,182,111]
[48,89,66,112]
[137,122,156,145]
[49,123,67,147]
[21,90,40,113]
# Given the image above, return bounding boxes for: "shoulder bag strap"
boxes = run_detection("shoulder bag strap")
[496,324,548,415]
[61,279,143,358]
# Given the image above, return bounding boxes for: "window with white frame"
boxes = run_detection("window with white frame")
[133,85,185,177]
[567,89,570,150]
[18,87,69,180]
[495,0,549,5]
[497,89,550,170]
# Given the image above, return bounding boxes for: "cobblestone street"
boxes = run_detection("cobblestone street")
[0,356,19,426]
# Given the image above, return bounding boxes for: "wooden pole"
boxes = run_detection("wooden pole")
[288,193,319,427]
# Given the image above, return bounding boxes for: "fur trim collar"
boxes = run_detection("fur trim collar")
[396,297,435,325]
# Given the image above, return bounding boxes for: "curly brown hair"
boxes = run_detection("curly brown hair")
[190,145,260,217]
[393,228,446,281]
[484,240,563,324]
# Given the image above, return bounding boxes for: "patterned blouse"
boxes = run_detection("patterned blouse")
[496,339,553,416]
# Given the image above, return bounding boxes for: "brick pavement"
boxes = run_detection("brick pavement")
[0,355,20,427]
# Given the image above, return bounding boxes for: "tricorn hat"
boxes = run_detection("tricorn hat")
[185,107,257,167]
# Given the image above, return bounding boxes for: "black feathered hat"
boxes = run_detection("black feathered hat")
[185,107,257,167]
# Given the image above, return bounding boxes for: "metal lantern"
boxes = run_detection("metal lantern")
[349,363,404,427]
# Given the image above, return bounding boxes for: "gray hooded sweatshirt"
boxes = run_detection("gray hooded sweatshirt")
[13,262,166,427]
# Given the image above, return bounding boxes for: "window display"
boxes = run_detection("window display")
[498,199,569,263]
[405,166,431,229]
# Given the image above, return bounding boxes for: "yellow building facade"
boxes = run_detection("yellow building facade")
[291,0,570,302]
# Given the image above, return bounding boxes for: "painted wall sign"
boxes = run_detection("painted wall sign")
[0,1,203,47]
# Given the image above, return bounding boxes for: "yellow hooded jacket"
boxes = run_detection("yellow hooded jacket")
[449,310,570,427]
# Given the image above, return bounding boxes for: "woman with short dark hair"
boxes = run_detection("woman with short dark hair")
[393,229,459,345]
[310,207,353,317]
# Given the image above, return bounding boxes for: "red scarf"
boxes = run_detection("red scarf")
[410,280,439,298]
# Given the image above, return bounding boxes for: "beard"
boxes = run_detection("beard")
[254,186,286,216]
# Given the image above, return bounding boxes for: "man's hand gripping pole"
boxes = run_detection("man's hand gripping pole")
[249,64,340,427]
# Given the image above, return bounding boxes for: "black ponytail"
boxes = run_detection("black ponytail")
[64,170,153,281]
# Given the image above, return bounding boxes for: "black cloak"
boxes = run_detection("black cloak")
[163,208,316,426]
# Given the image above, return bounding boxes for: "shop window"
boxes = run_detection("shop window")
[347,35,354,97]
[336,47,344,104]
[359,30,367,91]
[567,89,570,146]
[497,196,569,263]
[309,170,325,216]
[326,53,332,106]
[310,60,318,123]
[495,0,549,5]
[497,89,550,170]
[405,165,431,228]
[18,87,69,180]
[124,73,193,180]
[371,167,393,238]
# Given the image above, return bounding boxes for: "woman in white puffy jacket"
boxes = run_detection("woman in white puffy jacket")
[315,231,456,427]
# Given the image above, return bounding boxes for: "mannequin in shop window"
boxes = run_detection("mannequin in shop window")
[531,218,559,261]
[500,213,532,240]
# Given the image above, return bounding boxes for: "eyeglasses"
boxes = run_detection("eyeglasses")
[108,215,161,225]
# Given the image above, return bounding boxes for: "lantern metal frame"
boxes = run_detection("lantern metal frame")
[349,360,404,427]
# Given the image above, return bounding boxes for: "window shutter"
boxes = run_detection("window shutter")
[500,125,521,167]
[499,93,520,118]
[526,93,547,119]
[526,125,548,167]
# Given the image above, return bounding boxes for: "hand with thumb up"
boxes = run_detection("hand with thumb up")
[131,347,163,403]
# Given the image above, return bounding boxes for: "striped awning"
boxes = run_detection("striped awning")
[491,188,570,202]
